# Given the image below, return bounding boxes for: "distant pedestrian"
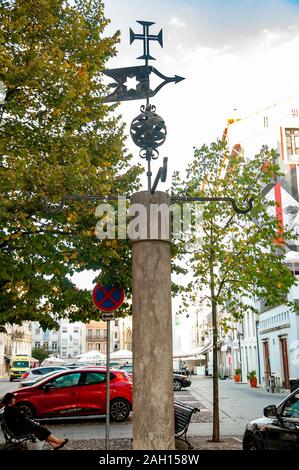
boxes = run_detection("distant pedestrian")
[2,393,68,450]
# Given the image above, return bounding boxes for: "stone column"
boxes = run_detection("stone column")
[130,190,175,450]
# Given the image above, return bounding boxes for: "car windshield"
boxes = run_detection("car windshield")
[13,361,29,368]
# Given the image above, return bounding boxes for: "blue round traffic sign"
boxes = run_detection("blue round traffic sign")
[92,284,125,312]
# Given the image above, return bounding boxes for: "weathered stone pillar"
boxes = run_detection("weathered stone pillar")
[130,190,175,450]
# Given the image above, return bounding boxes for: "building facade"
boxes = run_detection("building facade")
[32,323,59,356]
[118,317,132,351]
[0,322,32,377]
[58,320,85,359]
[31,320,86,360]
[225,99,299,388]
[85,319,121,354]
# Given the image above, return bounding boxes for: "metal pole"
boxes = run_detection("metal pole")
[255,320,261,384]
[147,157,152,192]
[238,331,242,383]
[105,320,111,450]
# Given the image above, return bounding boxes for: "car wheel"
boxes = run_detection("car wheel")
[17,402,36,419]
[110,399,131,422]
[243,435,259,451]
[173,379,182,391]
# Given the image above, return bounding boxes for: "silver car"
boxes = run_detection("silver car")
[19,366,68,386]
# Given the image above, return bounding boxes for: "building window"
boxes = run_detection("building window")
[34,342,40,349]
[114,320,118,327]
[87,329,92,339]
[62,339,67,347]
[285,128,299,160]
[101,329,107,339]
[73,339,79,346]
[43,342,49,349]
[114,332,118,339]
[96,329,101,339]
[61,351,66,357]
[52,342,57,350]
[62,327,67,333]
[96,343,101,351]
[74,327,79,333]
[88,342,93,351]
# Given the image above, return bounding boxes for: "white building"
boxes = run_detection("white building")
[31,320,86,360]
[225,98,299,388]
[58,320,85,359]
[32,323,59,356]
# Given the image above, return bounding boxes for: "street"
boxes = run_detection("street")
[0,376,288,446]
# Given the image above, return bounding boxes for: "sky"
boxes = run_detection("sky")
[101,0,299,184]
[73,0,299,296]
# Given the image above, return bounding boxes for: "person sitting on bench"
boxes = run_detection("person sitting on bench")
[2,393,68,450]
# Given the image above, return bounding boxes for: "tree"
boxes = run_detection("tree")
[31,345,49,364]
[172,140,296,442]
[0,0,141,329]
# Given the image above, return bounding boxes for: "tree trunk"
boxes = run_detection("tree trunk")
[212,298,220,442]
[209,247,220,442]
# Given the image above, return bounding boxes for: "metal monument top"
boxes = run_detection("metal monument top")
[102,20,185,193]
[130,20,163,65]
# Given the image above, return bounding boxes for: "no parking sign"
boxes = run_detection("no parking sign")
[92,284,125,312]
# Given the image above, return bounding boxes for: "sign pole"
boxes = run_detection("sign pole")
[92,284,122,452]
[105,318,111,451]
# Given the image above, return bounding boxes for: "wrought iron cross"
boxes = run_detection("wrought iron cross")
[130,20,163,65]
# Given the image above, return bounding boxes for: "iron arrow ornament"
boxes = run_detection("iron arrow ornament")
[103,65,185,103]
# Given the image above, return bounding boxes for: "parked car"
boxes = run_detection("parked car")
[117,364,133,379]
[10,367,133,422]
[19,369,67,388]
[173,373,191,391]
[243,387,299,450]
[20,366,68,385]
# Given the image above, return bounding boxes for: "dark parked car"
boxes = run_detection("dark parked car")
[243,387,299,450]
[173,373,191,391]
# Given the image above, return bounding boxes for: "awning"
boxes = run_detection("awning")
[184,355,206,361]
[197,341,222,355]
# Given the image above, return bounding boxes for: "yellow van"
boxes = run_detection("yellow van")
[9,355,30,382]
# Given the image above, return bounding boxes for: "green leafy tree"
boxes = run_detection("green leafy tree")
[0,0,141,329]
[31,345,49,364]
[172,140,296,442]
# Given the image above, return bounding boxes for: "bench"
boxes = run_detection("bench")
[0,409,36,449]
[174,400,200,449]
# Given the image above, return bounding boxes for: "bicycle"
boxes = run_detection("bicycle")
[266,373,278,393]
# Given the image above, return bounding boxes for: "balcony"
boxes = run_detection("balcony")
[86,337,106,342]
[11,331,24,339]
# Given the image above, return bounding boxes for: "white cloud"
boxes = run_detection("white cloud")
[169,17,186,29]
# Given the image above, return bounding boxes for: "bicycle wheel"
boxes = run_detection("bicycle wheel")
[270,378,275,393]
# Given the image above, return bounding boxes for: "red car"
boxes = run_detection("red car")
[11,367,132,422]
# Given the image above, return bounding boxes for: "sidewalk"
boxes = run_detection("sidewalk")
[1,437,242,451]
